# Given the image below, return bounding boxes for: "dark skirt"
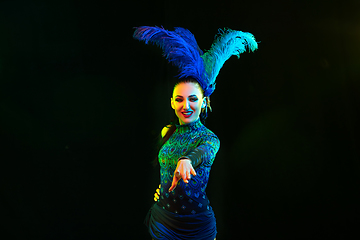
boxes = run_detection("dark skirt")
[144,203,217,240]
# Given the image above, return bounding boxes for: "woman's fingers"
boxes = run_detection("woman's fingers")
[190,167,197,177]
[183,170,189,183]
[169,175,179,192]
[170,160,198,188]
[154,192,159,199]
[169,181,176,192]
[154,184,161,201]
[184,166,197,182]
[154,192,160,202]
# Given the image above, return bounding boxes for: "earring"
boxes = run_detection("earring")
[202,97,207,108]
[206,97,212,112]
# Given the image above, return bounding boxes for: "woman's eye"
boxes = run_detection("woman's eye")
[189,98,198,102]
[175,98,182,102]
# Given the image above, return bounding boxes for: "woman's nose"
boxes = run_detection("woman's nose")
[182,100,190,110]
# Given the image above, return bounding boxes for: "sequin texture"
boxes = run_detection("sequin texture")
[157,119,220,215]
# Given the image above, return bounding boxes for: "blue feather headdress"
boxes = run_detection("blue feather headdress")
[133,26,257,96]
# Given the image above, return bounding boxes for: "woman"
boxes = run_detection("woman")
[133,26,257,240]
[147,77,219,240]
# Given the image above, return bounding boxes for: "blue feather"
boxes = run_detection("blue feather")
[133,26,206,88]
[133,26,258,97]
[201,28,258,96]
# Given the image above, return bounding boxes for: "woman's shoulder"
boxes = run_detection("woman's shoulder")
[199,125,220,141]
[161,125,173,138]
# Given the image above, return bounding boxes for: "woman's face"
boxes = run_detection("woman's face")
[171,82,205,125]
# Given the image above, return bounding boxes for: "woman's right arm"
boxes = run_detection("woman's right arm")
[161,125,172,138]
[155,125,172,198]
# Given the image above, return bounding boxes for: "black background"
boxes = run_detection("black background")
[1,0,359,239]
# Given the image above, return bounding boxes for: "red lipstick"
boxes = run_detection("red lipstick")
[181,111,193,118]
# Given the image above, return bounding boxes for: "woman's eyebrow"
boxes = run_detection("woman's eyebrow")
[174,94,198,98]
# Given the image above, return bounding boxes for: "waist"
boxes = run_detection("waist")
[158,193,210,215]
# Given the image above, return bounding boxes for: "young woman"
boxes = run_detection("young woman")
[134,26,257,240]
[146,77,219,239]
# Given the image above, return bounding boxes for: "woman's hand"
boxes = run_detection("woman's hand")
[169,159,196,192]
[154,184,160,202]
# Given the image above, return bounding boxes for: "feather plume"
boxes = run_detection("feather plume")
[201,28,258,96]
[133,26,206,88]
[133,26,258,97]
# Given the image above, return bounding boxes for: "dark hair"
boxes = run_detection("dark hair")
[152,78,211,166]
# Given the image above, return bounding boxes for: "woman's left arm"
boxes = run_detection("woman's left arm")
[169,134,220,192]
[182,134,220,168]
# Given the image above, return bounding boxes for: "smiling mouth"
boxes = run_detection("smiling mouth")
[181,111,193,118]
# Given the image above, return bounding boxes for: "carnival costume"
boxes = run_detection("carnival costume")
[133,26,257,240]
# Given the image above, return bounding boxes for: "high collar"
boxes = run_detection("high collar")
[175,118,202,134]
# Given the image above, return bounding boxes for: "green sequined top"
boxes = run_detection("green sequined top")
[157,118,220,215]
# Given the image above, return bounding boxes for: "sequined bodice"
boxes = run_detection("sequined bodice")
[157,119,220,215]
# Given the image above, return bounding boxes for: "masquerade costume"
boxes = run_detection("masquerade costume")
[134,26,257,240]
[145,119,219,239]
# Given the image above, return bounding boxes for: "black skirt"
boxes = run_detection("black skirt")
[144,203,217,240]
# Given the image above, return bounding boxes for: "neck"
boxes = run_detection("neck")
[176,118,202,133]
[179,116,200,125]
